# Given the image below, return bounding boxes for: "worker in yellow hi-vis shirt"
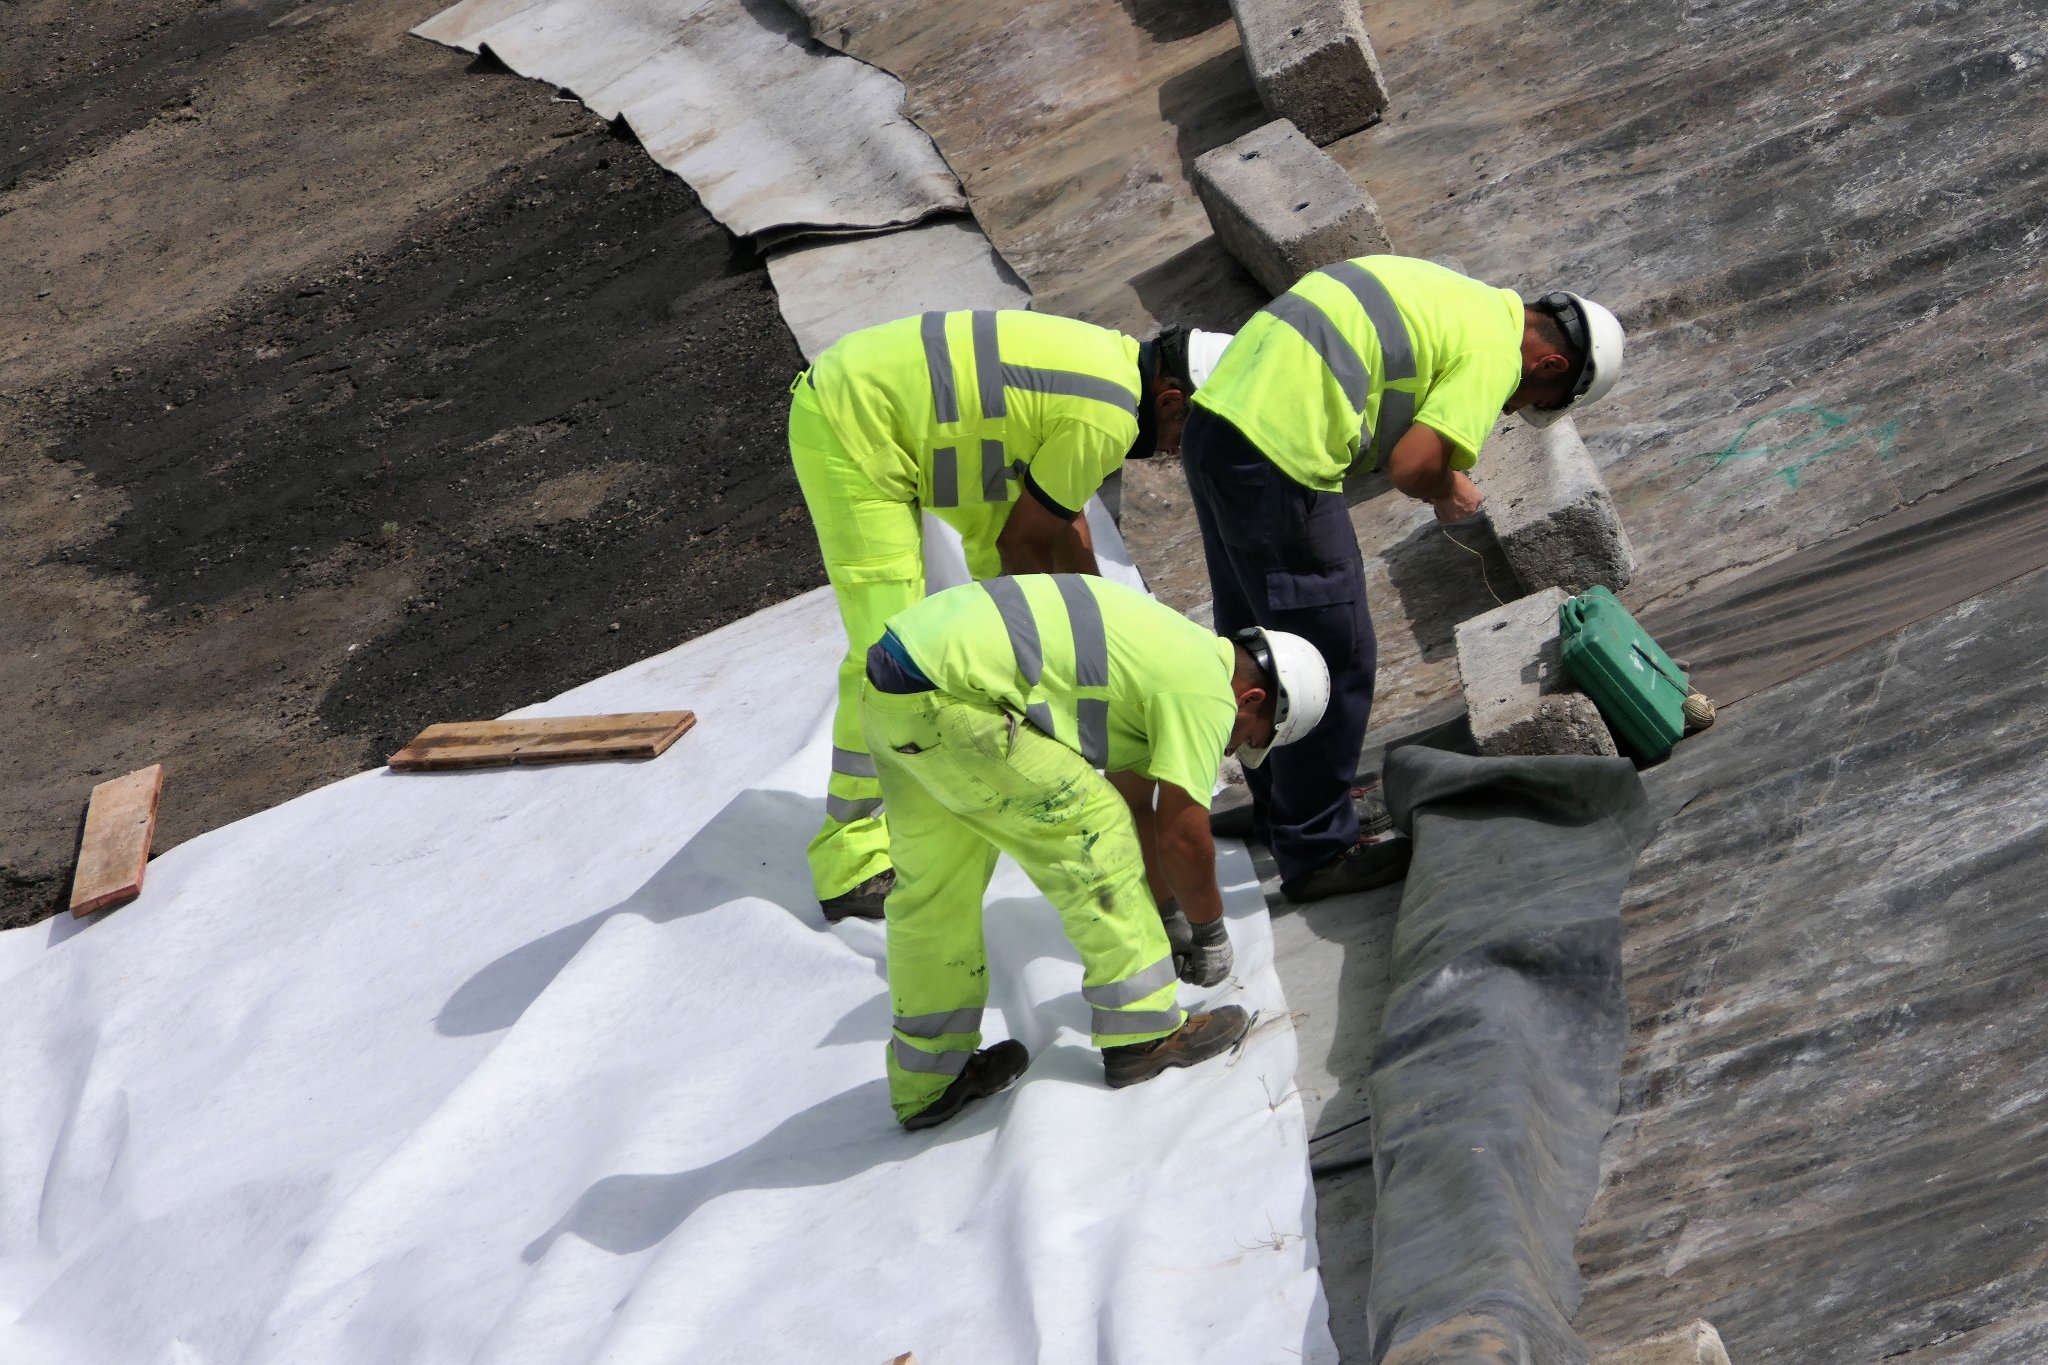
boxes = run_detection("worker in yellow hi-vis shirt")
[791,311,1234,922]
[1185,256,1627,903]
[859,573,1329,1129]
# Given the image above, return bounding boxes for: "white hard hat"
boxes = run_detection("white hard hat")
[1521,292,1625,428]
[1232,627,1330,769]
[1186,329,1235,390]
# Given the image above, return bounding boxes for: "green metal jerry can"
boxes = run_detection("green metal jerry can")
[1558,586,1690,762]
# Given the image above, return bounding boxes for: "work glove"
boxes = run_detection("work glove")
[1158,897,1194,975]
[1181,916,1233,988]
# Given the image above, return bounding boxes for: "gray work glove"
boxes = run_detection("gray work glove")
[1158,897,1194,976]
[1182,916,1233,988]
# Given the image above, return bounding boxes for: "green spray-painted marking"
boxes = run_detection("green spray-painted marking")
[1687,404,1899,498]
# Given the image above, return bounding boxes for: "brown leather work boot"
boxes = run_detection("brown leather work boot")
[1101,1006,1252,1089]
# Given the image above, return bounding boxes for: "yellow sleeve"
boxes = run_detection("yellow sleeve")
[1137,691,1236,810]
[1021,417,1132,518]
[1413,349,1520,471]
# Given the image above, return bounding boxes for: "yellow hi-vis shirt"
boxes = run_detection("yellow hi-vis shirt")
[886,574,1239,807]
[1192,255,1525,492]
[808,310,1144,576]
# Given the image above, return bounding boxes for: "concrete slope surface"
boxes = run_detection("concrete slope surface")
[0,589,1336,1365]
[795,0,2044,728]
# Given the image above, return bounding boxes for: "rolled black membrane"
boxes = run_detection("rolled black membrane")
[1367,746,1654,1364]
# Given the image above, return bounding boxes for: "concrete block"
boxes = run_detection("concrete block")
[1480,414,1637,595]
[1193,119,1391,298]
[1228,0,1390,146]
[1594,1320,1732,1365]
[1455,588,1618,758]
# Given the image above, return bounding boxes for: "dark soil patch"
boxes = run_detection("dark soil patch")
[51,128,816,760]
[0,4,819,928]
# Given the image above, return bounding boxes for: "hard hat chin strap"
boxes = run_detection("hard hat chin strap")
[1536,291,1597,399]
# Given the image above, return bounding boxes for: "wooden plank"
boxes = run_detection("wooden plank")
[70,764,165,917]
[387,711,697,772]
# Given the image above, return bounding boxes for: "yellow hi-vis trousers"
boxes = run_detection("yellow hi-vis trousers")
[789,377,921,901]
[862,683,1184,1120]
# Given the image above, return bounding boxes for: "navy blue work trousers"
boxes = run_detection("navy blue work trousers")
[1181,405,1376,887]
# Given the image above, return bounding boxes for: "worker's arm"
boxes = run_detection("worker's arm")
[1385,422,1483,523]
[1155,779,1233,985]
[997,483,1100,576]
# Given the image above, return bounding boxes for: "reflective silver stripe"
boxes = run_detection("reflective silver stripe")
[972,310,1006,419]
[831,746,876,779]
[892,1035,972,1076]
[1323,261,1418,464]
[1092,1006,1184,1038]
[1083,954,1178,1008]
[1372,387,1417,466]
[1025,701,1056,737]
[826,794,882,824]
[1053,575,1108,686]
[895,1006,984,1039]
[1264,293,1369,410]
[932,445,960,508]
[999,364,1138,416]
[1075,699,1110,768]
[982,578,1043,685]
[980,439,1012,503]
[922,311,958,424]
[1056,575,1110,764]
[1323,261,1416,381]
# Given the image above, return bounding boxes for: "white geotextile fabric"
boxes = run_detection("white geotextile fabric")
[411,0,965,242]
[767,218,1033,362]
[0,584,1337,1365]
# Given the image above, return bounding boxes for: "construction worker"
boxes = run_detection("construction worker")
[860,572,1329,1129]
[791,310,1232,922]
[1185,256,1626,901]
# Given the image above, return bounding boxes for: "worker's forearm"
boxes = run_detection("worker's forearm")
[1159,827,1225,925]
[1389,457,1456,502]
[1056,523,1101,575]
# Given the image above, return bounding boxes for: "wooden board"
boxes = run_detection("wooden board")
[386,711,697,772]
[70,764,166,917]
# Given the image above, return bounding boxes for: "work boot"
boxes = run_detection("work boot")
[1353,784,1394,837]
[1102,1005,1252,1089]
[820,868,895,923]
[900,1039,1030,1131]
[1282,832,1411,903]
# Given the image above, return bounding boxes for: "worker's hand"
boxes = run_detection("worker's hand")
[1182,916,1233,987]
[1432,471,1484,523]
[1157,896,1194,975]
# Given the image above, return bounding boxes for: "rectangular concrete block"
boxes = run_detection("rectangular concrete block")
[1456,588,1617,758]
[1594,1320,1732,1365]
[1481,414,1637,595]
[1228,0,1390,145]
[1193,119,1391,298]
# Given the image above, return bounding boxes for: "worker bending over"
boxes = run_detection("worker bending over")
[861,573,1328,1129]
[792,310,1230,922]
[1186,255,1626,901]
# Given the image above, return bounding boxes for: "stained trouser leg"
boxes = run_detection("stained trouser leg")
[920,700,1184,1049]
[790,381,924,901]
[863,687,1002,1120]
[1181,406,1374,887]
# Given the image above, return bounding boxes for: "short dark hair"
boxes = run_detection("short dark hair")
[1148,324,1193,391]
